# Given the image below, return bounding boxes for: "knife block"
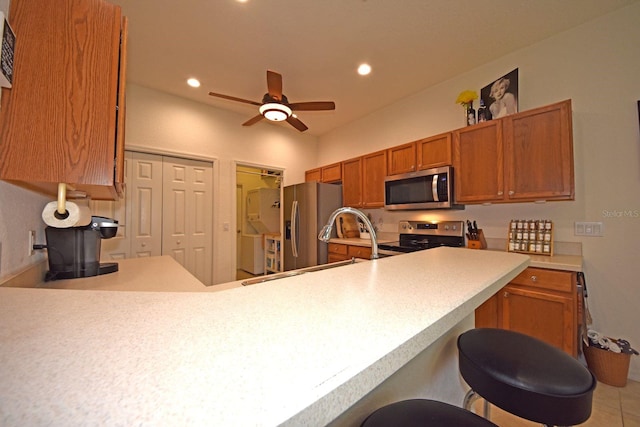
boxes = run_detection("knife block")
[467,229,487,249]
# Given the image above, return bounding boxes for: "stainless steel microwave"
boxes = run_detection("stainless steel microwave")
[384,166,464,210]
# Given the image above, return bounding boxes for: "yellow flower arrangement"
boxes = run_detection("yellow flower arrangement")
[456,90,478,108]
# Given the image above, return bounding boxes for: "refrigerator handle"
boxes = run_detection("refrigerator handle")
[291,200,299,258]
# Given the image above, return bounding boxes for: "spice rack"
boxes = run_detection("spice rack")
[507,219,553,256]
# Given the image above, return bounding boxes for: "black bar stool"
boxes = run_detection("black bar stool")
[458,328,597,426]
[361,399,498,427]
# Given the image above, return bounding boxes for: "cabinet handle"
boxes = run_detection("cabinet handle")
[530,275,537,282]
[141,242,146,247]
[503,291,509,298]
[497,191,504,196]
[509,190,515,196]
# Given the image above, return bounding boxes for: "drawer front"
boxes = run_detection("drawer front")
[510,267,574,293]
[328,243,348,255]
[348,245,372,259]
[328,253,350,263]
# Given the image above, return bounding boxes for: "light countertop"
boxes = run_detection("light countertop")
[330,237,583,272]
[0,248,528,426]
[36,256,211,291]
[528,253,582,272]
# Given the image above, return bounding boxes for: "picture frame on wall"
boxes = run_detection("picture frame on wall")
[481,68,519,120]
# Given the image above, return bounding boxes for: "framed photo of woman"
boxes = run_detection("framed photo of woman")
[481,69,519,120]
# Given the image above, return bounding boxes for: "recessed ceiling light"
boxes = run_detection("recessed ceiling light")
[357,63,372,76]
[187,78,201,88]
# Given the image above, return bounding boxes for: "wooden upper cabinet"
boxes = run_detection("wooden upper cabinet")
[362,150,387,207]
[342,157,362,207]
[504,100,574,201]
[321,162,342,183]
[305,168,322,182]
[0,0,127,200]
[416,132,452,170]
[387,133,452,176]
[453,99,574,204]
[387,142,416,175]
[453,120,504,203]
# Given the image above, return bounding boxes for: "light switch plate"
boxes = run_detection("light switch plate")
[574,221,604,236]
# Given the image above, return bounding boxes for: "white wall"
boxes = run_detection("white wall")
[124,85,318,284]
[318,4,640,380]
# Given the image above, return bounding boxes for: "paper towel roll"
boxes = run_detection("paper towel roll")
[42,200,92,228]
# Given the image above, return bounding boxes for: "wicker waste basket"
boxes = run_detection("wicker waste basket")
[584,343,631,387]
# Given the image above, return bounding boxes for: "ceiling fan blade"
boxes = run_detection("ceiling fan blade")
[266,70,283,101]
[242,114,264,126]
[209,92,261,106]
[286,116,308,132]
[289,101,336,111]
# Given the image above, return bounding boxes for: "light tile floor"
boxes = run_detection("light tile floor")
[473,379,640,426]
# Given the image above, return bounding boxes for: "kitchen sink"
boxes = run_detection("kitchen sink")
[241,258,359,286]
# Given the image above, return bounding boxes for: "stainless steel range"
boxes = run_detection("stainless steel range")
[378,220,465,255]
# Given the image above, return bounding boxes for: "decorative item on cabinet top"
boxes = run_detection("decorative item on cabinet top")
[507,219,553,256]
[481,68,519,120]
[0,12,16,88]
[455,90,478,126]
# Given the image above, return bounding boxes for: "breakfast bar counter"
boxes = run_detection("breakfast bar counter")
[0,248,528,426]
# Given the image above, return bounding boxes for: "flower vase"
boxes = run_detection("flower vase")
[466,101,476,126]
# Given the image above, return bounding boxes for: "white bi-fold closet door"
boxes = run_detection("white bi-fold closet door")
[92,151,214,285]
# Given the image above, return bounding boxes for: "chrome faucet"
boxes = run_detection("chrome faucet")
[318,207,379,259]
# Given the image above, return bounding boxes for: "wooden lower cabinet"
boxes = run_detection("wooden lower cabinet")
[328,242,371,262]
[475,267,578,356]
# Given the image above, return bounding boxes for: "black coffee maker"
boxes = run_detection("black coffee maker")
[44,216,119,281]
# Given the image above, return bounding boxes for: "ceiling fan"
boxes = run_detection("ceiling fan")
[208,70,335,132]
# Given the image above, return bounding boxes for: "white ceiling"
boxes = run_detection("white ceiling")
[110,0,637,136]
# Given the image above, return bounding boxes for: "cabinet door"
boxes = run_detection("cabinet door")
[453,121,504,203]
[114,17,129,198]
[362,150,387,207]
[321,162,342,183]
[342,157,362,207]
[387,142,416,175]
[501,285,576,356]
[417,133,452,169]
[504,100,574,201]
[305,168,321,182]
[475,293,499,328]
[0,0,125,200]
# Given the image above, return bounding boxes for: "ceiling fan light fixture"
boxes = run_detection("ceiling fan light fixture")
[259,103,292,121]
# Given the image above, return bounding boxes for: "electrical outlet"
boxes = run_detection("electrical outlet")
[28,230,36,256]
[574,221,604,236]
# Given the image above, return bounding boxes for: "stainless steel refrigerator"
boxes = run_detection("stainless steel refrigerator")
[283,182,343,271]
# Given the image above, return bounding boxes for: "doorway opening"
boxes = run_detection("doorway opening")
[235,164,283,281]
